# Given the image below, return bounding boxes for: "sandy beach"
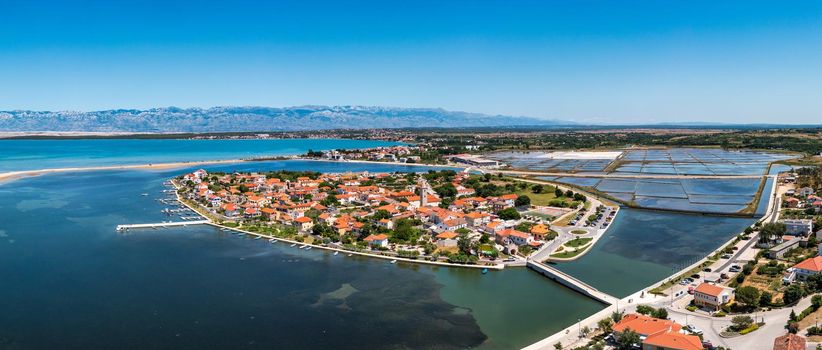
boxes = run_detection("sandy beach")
[0,159,248,184]
[0,157,467,185]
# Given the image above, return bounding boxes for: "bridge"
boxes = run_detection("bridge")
[116,220,210,231]
[527,260,617,305]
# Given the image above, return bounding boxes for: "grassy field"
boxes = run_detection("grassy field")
[551,245,590,259]
[565,237,592,248]
[512,188,561,206]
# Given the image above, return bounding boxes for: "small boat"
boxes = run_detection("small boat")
[290,243,297,247]
[141,193,149,196]
[305,246,312,250]
[333,251,339,256]
[254,236,261,240]
[347,254,353,257]
[268,238,275,242]
[481,268,488,274]
[299,244,307,249]
[390,260,397,264]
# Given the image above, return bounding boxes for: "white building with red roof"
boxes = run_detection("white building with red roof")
[692,282,734,311]
[790,256,822,282]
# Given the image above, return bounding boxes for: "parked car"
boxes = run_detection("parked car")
[691,274,701,279]
[720,273,729,279]
[703,267,712,272]
[721,254,731,259]
[684,325,704,335]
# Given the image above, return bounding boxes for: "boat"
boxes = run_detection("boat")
[254,236,261,240]
[290,243,297,247]
[390,260,397,264]
[306,246,312,250]
[333,251,339,256]
[141,193,149,196]
[347,254,353,257]
[268,238,275,242]
[481,268,488,274]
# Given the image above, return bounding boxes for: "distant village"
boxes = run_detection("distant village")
[175,167,606,265]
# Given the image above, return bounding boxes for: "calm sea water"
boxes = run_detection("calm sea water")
[0,139,402,171]
[0,139,766,349]
[555,208,754,297]
[0,162,604,350]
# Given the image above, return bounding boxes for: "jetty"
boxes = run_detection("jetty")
[116,220,210,231]
[526,260,616,305]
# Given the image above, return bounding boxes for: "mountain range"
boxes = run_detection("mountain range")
[0,106,573,132]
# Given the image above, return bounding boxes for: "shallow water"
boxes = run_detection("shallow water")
[0,138,402,171]
[0,165,604,350]
[0,141,774,349]
[555,208,754,297]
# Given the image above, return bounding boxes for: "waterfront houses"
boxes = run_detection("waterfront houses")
[692,282,734,311]
[175,169,566,264]
[612,313,703,350]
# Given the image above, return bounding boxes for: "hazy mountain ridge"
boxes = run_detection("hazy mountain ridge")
[0,106,572,132]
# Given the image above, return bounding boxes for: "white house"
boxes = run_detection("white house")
[693,283,734,311]
[783,219,814,236]
[799,187,816,197]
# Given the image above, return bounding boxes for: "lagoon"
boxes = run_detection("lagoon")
[0,139,769,349]
[0,138,401,172]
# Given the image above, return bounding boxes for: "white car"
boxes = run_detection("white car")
[684,325,703,335]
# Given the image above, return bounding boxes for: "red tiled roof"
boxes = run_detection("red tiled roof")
[644,331,703,350]
[773,333,806,350]
[612,313,681,337]
[694,283,726,297]
[794,256,822,272]
[364,234,389,241]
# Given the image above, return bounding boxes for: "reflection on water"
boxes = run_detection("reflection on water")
[556,208,754,297]
[0,157,766,349]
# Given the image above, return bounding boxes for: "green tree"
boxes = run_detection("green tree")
[555,188,563,197]
[734,286,761,308]
[651,308,668,320]
[435,183,457,198]
[731,315,754,331]
[457,232,472,255]
[635,305,654,315]
[596,317,613,333]
[531,184,544,194]
[497,207,521,220]
[515,195,531,207]
[784,284,806,305]
[373,209,392,220]
[760,291,773,306]
[616,329,640,350]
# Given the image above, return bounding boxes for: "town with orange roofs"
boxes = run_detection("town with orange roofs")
[174,167,616,267]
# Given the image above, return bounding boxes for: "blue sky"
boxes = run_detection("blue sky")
[1,0,821,124]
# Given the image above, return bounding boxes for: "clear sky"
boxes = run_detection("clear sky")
[1,0,821,124]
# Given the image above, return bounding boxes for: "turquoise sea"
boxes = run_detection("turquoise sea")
[0,138,401,171]
[0,139,764,349]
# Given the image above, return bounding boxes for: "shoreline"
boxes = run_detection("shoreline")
[522,169,782,349]
[0,159,251,184]
[170,182,504,270]
[0,156,463,185]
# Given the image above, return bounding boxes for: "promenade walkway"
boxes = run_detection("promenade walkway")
[115,220,210,231]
